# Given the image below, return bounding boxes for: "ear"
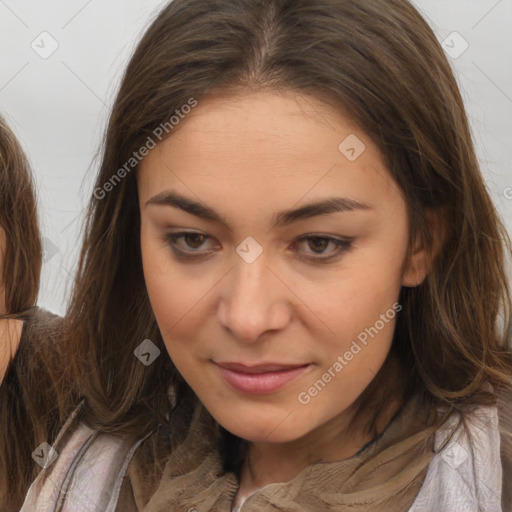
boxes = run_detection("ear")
[401,208,446,287]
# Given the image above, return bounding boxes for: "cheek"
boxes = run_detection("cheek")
[299,278,400,415]
[306,253,404,348]
[140,225,183,333]
[140,225,214,363]
[299,244,405,400]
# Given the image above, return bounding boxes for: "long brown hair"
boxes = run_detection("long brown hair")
[0,117,76,509]
[64,0,512,480]
[0,116,41,313]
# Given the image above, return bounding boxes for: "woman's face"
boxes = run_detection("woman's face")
[0,227,5,314]
[138,91,426,444]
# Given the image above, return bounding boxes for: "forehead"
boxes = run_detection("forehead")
[157,90,367,164]
[137,90,403,223]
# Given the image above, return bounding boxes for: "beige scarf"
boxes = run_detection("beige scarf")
[123,392,440,512]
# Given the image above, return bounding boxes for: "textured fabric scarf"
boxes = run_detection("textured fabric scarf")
[125,392,440,512]
[20,384,510,511]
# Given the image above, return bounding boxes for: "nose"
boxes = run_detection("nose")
[217,254,292,344]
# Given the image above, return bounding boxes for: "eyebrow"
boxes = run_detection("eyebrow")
[145,190,372,230]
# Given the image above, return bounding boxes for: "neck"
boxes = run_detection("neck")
[234,363,405,506]
[0,318,23,383]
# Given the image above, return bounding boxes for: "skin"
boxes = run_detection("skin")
[137,90,434,503]
[0,227,6,316]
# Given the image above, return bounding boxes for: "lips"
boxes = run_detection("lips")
[216,362,308,373]
[214,361,311,394]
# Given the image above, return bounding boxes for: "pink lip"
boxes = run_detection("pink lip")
[214,361,311,394]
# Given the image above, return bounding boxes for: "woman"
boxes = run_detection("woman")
[21,0,512,510]
[0,116,76,511]
[0,115,40,384]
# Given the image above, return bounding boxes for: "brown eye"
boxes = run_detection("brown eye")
[163,231,352,264]
[307,237,330,253]
[163,231,216,258]
[182,233,206,249]
[292,235,353,263]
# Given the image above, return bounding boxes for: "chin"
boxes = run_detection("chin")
[213,410,308,444]
[229,426,303,444]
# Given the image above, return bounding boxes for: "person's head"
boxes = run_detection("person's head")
[0,116,53,509]
[68,0,512,469]
[136,89,428,448]
[0,115,42,316]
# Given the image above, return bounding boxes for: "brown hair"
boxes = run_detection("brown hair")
[64,0,512,481]
[0,116,41,313]
[0,117,76,508]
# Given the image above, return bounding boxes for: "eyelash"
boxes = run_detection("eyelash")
[162,231,353,264]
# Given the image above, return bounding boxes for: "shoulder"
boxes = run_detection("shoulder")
[9,307,70,412]
[20,401,152,512]
[409,401,503,511]
[1,307,62,396]
[19,306,63,344]
[15,306,63,365]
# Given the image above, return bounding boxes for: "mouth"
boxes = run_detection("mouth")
[213,361,311,394]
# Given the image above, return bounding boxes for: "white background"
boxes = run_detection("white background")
[0,0,511,315]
